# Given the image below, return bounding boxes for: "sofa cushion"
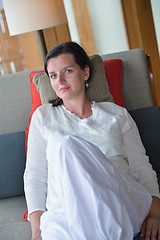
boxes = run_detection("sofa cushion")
[0,131,26,199]
[25,71,43,151]
[103,59,125,107]
[33,54,114,104]
[0,196,32,239]
[129,106,160,173]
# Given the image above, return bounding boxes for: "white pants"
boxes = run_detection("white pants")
[41,135,152,240]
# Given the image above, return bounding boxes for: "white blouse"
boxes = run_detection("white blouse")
[24,102,160,215]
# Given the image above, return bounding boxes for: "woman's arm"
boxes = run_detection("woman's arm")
[122,108,160,197]
[121,108,160,239]
[30,211,44,240]
[24,108,48,237]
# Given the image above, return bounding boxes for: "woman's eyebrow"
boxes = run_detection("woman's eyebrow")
[48,71,55,75]
[63,65,73,70]
[48,65,74,75]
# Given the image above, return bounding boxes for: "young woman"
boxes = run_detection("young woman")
[24,41,160,240]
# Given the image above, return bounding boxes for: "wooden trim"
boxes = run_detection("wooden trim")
[43,28,58,52]
[71,0,97,55]
[121,0,160,105]
[55,23,71,43]
[146,53,156,104]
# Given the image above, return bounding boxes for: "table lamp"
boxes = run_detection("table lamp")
[2,0,68,60]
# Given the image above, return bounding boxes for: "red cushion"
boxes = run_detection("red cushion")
[103,59,125,107]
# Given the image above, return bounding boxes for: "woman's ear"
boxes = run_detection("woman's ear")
[84,65,90,80]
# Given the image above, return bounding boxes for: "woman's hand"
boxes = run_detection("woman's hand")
[140,196,160,240]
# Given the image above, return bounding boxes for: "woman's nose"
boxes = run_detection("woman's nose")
[58,73,65,84]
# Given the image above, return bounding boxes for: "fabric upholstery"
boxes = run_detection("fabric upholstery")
[30,71,43,110]
[25,71,43,151]
[101,49,154,110]
[0,70,32,134]
[129,106,160,173]
[0,196,32,240]
[103,59,125,107]
[0,131,26,199]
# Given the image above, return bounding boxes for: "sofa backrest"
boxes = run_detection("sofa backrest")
[0,70,32,134]
[101,49,154,110]
[0,49,154,135]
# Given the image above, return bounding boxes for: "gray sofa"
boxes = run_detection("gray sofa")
[0,49,159,240]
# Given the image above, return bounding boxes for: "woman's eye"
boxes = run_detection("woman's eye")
[50,73,57,79]
[64,68,72,74]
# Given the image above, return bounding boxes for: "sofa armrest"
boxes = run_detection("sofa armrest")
[129,106,160,175]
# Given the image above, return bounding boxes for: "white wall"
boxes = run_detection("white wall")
[63,0,129,55]
[151,0,160,54]
[87,0,129,54]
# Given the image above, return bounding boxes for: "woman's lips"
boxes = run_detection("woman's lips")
[60,86,69,92]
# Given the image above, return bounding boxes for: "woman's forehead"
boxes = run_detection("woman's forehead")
[47,53,78,72]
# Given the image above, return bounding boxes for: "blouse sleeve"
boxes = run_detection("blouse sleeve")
[24,108,48,215]
[121,108,160,198]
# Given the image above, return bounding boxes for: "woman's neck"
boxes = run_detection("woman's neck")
[63,97,93,119]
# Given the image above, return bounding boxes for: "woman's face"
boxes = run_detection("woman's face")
[47,53,90,102]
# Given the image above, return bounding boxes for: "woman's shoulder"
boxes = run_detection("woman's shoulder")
[33,103,52,115]
[95,102,132,129]
[95,101,126,114]
[33,103,61,119]
[36,103,53,111]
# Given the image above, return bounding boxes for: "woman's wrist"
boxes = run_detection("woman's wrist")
[30,210,44,240]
